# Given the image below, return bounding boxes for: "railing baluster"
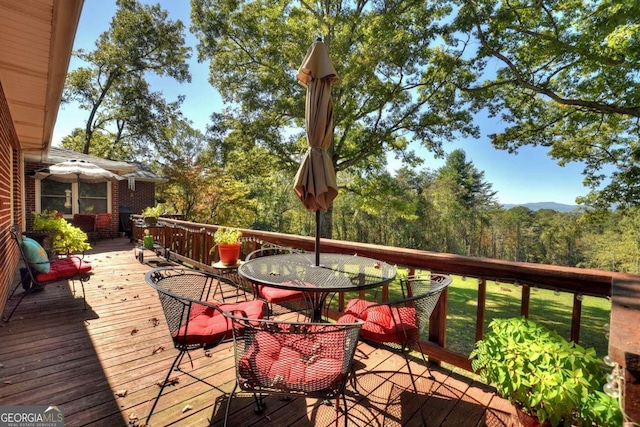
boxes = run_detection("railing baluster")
[476,278,486,342]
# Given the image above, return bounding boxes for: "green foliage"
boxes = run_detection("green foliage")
[63,0,191,156]
[61,128,134,161]
[470,317,621,426]
[32,210,91,254]
[191,0,479,236]
[454,0,640,212]
[213,227,242,245]
[141,204,164,218]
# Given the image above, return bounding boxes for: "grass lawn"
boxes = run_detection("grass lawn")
[331,272,611,359]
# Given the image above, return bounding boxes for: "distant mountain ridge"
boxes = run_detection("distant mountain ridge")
[501,202,579,212]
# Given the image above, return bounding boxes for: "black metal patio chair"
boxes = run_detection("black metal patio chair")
[222,312,363,427]
[144,267,266,425]
[4,226,92,322]
[244,245,311,318]
[337,273,452,425]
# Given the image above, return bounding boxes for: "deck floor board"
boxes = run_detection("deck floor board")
[1,237,516,426]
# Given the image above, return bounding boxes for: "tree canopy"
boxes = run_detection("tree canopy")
[454,0,640,211]
[190,0,480,235]
[63,0,191,157]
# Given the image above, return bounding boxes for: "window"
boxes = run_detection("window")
[41,180,72,215]
[79,182,107,213]
[38,180,111,216]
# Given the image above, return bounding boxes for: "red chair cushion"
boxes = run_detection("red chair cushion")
[238,327,345,392]
[338,299,418,344]
[258,283,306,304]
[33,257,92,283]
[174,300,264,346]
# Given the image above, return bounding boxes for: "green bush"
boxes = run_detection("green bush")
[33,210,91,254]
[213,227,242,245]
[470,317,621,426]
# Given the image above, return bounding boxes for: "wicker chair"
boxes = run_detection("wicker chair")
[144,267,265,425]
[5,226,92,322]
[244,245,310,318]
[222,312,363,427]
[337,273,452,423]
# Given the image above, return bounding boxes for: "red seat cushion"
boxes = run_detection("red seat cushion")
[238,326,346,393]
[338,299,418,344]
[174,300,264,346]
[258,283,306,304]
[33,257,92,283]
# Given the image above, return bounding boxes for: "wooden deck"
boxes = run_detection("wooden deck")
[0,238,516,427]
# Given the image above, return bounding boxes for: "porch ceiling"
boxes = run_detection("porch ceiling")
[0,0,83,152]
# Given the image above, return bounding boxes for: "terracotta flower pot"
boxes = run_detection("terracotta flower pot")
[218,243,241,266]
[144,217,158,226]
[515,406,552,427]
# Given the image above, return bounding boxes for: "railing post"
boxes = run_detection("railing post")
[570,293,582,343]
[476,279,486,342]
[429,287,449,356]
[521,284,531,317]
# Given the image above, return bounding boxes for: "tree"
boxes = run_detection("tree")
[61,128,134,161]
[431,149,498,255]
[454,0,640,211]
[63,0,191,157]
[190,0,479,238]
[153,118,255,226]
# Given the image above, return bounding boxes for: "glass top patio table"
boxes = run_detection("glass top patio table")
[238,252,397,321]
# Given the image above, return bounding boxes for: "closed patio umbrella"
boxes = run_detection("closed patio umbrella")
[293,38,339,266]
[34,159,125,183]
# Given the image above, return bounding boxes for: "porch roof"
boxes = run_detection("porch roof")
[0,0,84,153]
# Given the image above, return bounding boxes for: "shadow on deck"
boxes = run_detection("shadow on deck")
[1,238,516,426]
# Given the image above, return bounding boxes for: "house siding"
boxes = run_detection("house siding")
[0,81,22,315]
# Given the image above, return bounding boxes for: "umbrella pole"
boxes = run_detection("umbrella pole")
[315,210,321,266]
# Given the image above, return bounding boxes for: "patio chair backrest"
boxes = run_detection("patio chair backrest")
[401,273,453,335]
[145,268,225,350]
[245,243,303,261]
[224,312,362,397]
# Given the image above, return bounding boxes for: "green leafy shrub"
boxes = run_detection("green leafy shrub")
[470,317,621,426]
[33,210,91,254]
[141,204,164,218]
[213,227,242,245]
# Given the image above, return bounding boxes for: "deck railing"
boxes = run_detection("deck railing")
[131,216,633,372]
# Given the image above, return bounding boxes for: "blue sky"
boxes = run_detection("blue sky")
[52,1,590,206]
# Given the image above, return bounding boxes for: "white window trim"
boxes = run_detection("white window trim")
[35,180,113,218]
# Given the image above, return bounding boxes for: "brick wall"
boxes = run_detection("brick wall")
[0,81,22,316]
[118,180,156,214]
[24,161,45,230]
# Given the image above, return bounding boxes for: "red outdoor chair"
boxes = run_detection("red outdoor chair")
[144,267,265,425]
[73,213,97,241]
[94,213,112,240]
[5,226,92,322]
[222,312,363,427]
[244,245,310,318]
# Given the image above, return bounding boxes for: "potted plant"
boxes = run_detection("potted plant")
[141,204,163,225]
[32,210,92,255]
[212,227,242,266]
[470,317,621,427]
[142,229,155,249]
